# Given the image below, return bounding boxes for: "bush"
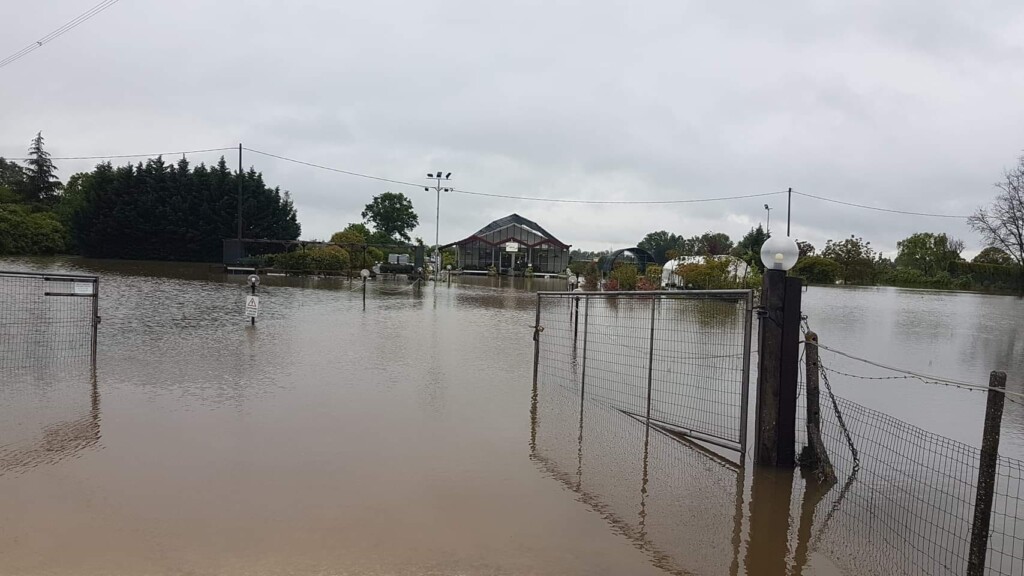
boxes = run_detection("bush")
[608,264,639,291]
[675,257,732,289]
[272,246,350,274]
[790,256,840,284]
[645,264,663,287]
[0,206,67,255]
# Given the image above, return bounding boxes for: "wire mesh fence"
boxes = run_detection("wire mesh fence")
[534,290,753,453]
[0,270,99,369]
[795,345,1024,576]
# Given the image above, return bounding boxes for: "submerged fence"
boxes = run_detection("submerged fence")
[0,271,100,369]
[795,337,1024,576]
[534,288,1023,576]
[534,290,753,454]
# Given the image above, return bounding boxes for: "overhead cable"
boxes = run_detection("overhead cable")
[0,0,123,70]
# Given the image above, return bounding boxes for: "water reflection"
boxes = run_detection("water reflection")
[529,369,850,575]
[0,365,100,475]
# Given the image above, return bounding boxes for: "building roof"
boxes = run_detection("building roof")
[444,214,570,249]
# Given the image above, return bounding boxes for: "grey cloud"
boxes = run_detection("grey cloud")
[2,0,1023,255]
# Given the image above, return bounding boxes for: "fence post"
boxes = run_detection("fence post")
[800,331,836,484]
[755,269,802,466]
[967,370,1007,576]
[91,277,100,367]
[580,297,589,398]
[645,297,657,420]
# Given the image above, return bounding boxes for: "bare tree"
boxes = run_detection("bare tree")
[969,156,1024,268]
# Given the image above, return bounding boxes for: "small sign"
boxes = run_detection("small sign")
[73,282,94,295]
[505,242,519,253]
[245,295,260,318]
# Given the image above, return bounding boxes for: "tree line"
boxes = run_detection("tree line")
[1,133,300,261]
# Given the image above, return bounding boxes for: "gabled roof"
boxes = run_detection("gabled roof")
[444,214,570,249]
[474,214,558,240]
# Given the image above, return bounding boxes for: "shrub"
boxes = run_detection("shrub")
[273,246,350,274]
[790,256,840,284]
[608,264,639,291]
[0,206,67,255]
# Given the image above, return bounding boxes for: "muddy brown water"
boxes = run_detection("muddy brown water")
[1,258,1022,575]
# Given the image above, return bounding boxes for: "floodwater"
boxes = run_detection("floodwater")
[1,258,1022,575]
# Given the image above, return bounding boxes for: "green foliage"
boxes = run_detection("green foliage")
[0,205,67,254]
[790,256,840,284]
[796,240,815,258]
[895,232,964,276]
[22,132,62,205]
[272,246,350,274]
[645,264,663,285]
[675,257,734,289]
[638,230,682,263]
[330,223,368,246]
[361,192,418,242]
[607,264,639,291]
[0,157,27,201]
[694,231,734,255]
[973,246,1013,266]
[732,225,769,272]
[70,157,300,261]
[821,235,876,285]
[948,261,1022,292]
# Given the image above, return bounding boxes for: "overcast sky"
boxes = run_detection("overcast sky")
[3,0,1024,256]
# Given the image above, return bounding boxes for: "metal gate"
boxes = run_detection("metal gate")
[0,270,100,369]
[533,290,753,455]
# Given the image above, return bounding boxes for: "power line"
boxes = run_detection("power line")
[6,147,235,161]
[0,142,984,214]
[243,147,424,189]
[245,147,788,205]
[793,190,970,219]
[0,0,123,70]
[447,187,784,205]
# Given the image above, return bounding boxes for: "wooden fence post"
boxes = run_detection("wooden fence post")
[799,331,836,484]
[967,371,1007,576]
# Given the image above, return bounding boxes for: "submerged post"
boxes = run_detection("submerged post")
[91,277,100,366]
[799,331,836,483]
[645,297,657,420]
[967,370,1007,576]
[755,268,802,467]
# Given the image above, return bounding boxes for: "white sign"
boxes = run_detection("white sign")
[245,295,260,318]
[505,242,519,253]
[73,282,94,295]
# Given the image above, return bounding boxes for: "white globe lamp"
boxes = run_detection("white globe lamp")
[760,236,799,271]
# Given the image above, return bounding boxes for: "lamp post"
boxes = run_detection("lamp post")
[426,172,452,283]
[754,234,801,467]
[764,203,772,235]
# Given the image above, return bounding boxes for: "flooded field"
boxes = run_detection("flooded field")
[1,258,1022,575]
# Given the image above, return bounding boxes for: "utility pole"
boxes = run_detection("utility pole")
[425,171,452,282]
[237,143,243,240]
[786,188,792,237]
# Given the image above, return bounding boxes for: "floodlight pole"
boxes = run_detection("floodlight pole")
[426,172,452,282]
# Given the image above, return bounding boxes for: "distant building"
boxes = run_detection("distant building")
[443,214,571,274]
[662,255,750,287]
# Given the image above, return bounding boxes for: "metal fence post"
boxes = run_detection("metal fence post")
[532,294,542,393]
[91,277,100,367]
[645,296,657,420]
[967,370,1007,576]
[580,296,589,398]
[739,291,753,462]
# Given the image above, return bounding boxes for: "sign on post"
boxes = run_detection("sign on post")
[245,295,260,318]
